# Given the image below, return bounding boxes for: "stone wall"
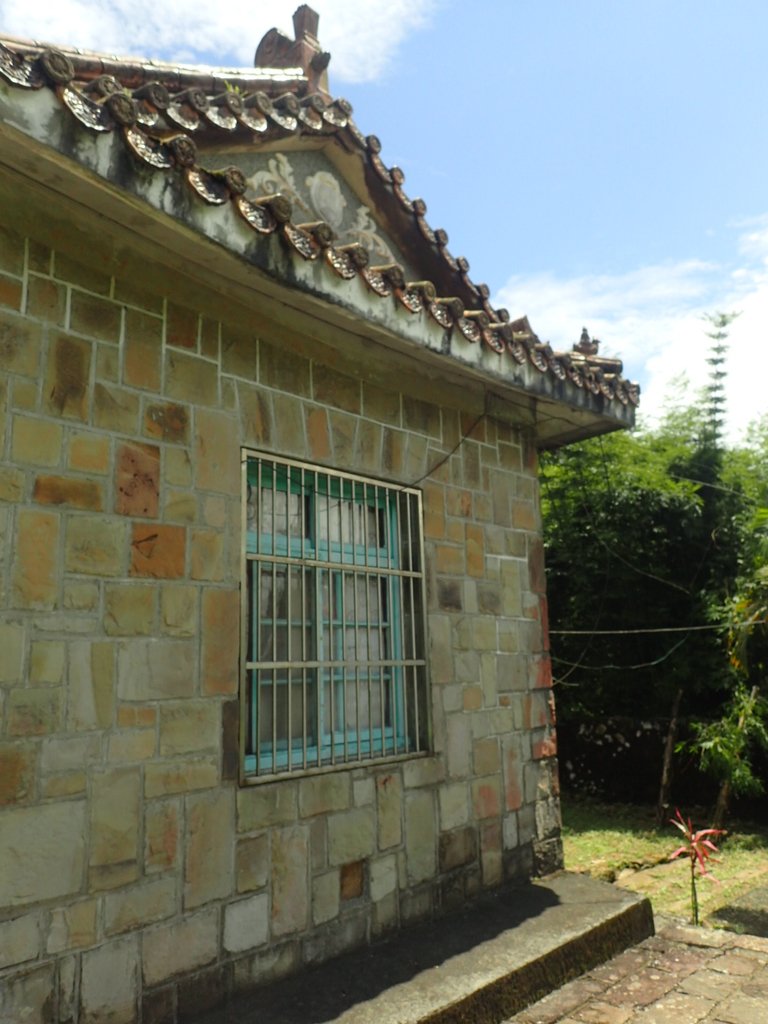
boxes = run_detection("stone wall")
[0,219,559,1024]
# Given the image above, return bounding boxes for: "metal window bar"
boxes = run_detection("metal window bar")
[243,452,428,778]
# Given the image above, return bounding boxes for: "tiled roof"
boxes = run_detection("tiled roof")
[0,8,638,408]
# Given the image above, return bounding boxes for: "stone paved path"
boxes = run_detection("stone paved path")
[504,916,768,1024]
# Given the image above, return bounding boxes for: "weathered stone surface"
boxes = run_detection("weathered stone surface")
[312,870,340,925]
[11,414,63,467]
[142,909,218,986]
[47,899,98,953]
[0,800,85,907]
[93,381,140,434]
[145,799,180,873]
[376,772,402,850]
[130,522,186,578]
[80,936,139,1024]
[68,430,110,474]
[160,584,197,636]
[299,773,351,819]
[340,860,365,900]
[29,639,65,684]
[6,686,62,736]
[32,473,104,510]
[370,854,397,902]
[144,757,218,797]
[159,700,219,756]
[0,620,24,682]
[0,911,40,968]
[105,876,176,935]
[0,963,55,1024]
[105,584,156,636]
[185,787,235,909]
[44,334,91,420]
[0,743,36,805]
[224,892,269,953]
[65,515,126,577]
[115,441,160,517]
[124,312,162,390]
[236,833,269,893]
[195,407,240,494]
[144,400,189,442]
[405,790,436,884]
[117,638,195,700]
[237,781,297,832]
[68,640,115,731]
[89,767,140,880]
[439,826,478,873]
[12,508,59,608]
[439,782,469,831]
[201,587,239,695]
[328,808,375,866]
[271,825,309,936]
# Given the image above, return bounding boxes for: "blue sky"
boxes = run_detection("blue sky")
[2,0,766,441]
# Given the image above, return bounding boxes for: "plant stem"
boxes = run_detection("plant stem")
[690,856,699,926]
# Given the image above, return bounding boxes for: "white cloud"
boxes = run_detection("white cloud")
[0,0,438,83]
[496,236,768,446]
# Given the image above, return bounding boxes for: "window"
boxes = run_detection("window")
[242,452,429,778]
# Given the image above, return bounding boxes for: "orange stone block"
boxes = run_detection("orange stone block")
[465,523,485,578]
[0,744,35,805]
[130,524,186,579]
[33,474,104,511]
[340,860,364,900]
[116,442,160,518]
[69,432,110,474]
[306,406,331,461]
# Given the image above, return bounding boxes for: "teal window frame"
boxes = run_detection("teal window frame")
[242,452,428,779]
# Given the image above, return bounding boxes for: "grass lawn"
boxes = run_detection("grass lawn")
[561,795,768,929]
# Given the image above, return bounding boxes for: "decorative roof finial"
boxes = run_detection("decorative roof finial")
[254,6,331,98]
[574,326,599,356]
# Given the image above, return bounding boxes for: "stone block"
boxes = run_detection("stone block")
[105,584,156,635]
[65,514,126,577]
[68,640,115,731]
[32,473,103,510]
[0,800,86,908]
[164,489,196,522]
[480,820,503,886]
[144,757,218,797]
[299,773,351,818]
[237,781,297,832]
[158,700,219,756]
[271,825,309,936]
[107,728,156,763]
[63,579,100,611]
[0,911,40,968]
[236,833,269,892]
[105,876,177,935]
[130,522,186,578]
[68,430,110,474]
[376,771,402,850]
[89,767,140,879]
[142,800,179,876]
[41,733,101,773]
[160,584,197,636]
[370,854,397,902]
[201,587,239,695]
[124,312,162,390]
[194,407,240,494]
[93,381,140,434]
[165,349,217,406]
[224,892,269,953]
[7,687,62,736]
[312,869,340,925]
[0,963,55,1024]
[473,737,501,776]
[328,808,375,866]
[439,826,477,873]
[185,787,235,909]
[0,464,23,502]
[0,743,35,805]
[0,308,39,373]
[444,714,471,779]
[47,899,98,954]
[340,859,365,900]
[44,334,91,420]
[403,757,444,788]
[81,935,139,1024]
[353,775,374,806]
[190,528,224,581]
[439,782,469,831]
[115,441,160,517]
[117,638,195,700]
[40,771,87,798]
[405,791,437,884]
[29,639,65,684]
[12,508,59,608]
[471,776,502,820]
[0,620,24,682]
[144,400,189,443]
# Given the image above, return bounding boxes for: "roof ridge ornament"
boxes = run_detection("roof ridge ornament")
[254,5,331,99]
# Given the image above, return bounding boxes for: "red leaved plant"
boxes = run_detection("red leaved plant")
[669,809,725,925]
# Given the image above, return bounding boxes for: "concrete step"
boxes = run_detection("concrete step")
[195,872,654,1024]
